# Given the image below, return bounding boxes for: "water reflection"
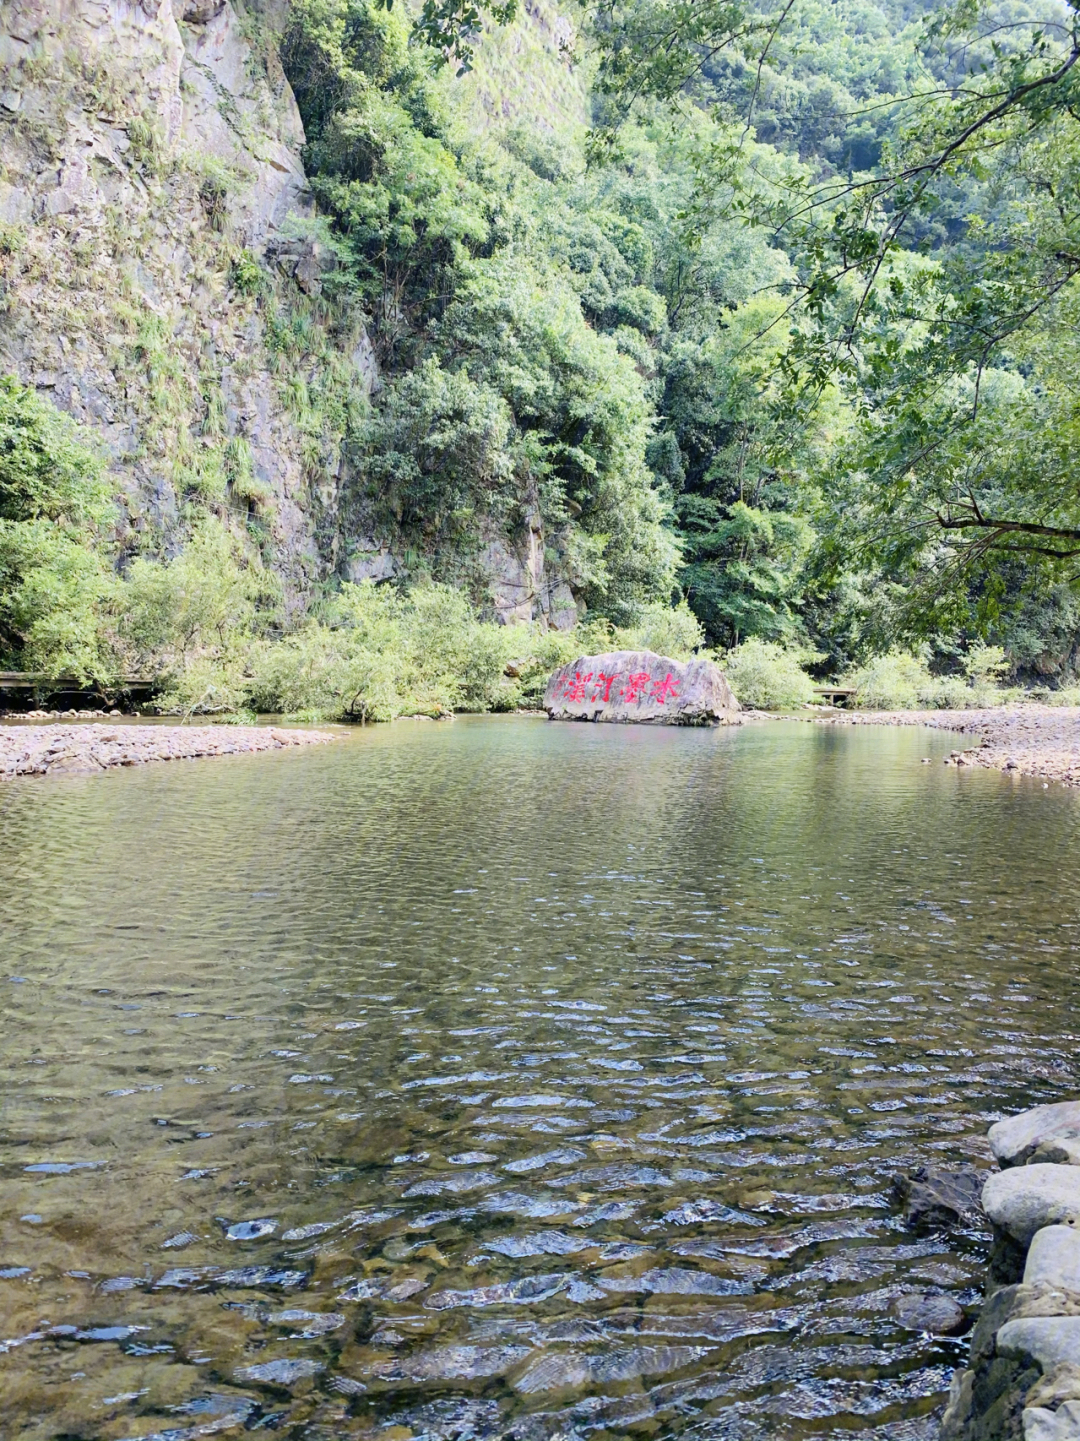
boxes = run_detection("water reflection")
[1,716,1078,1440]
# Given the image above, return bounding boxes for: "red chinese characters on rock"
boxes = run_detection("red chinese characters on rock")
[560,671,593,702]
[591,672,616,703]
[620,672,651,703]
[562,668,682,708]
[650,673,680,704]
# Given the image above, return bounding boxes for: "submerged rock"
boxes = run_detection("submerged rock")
[893,1291,967,1334]
[991,1103,1080,1169]
[892,1164,985,1231]
[983,1165,1080,1246]
[544,650,740,726]
[235,1357,324,1386]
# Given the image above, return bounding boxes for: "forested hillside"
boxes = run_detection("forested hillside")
[1,0,1078,714]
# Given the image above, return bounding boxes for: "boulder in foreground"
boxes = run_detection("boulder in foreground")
[983,1163,1080,1246]
[991,1101,1080,1168]
[544,650,740,726]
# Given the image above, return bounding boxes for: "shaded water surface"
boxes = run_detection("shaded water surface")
[2,717,1079,1441]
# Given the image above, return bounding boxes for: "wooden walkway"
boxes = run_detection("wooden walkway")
[0,672,156,692]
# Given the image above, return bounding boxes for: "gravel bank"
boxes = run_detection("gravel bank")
[811,706,1080,786]
[0,723,335,779]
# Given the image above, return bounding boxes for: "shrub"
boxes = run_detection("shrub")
[0,374,110,525]
[617,600,704,660]
[844,651,937,709]
[117,521,270,673]
[230,250,264,297]
[722,638,816,709]
[844,648,1013,710]
[245,580,523,721]
[0,376,117,679]
[0,520,118,679]
[612,285,667,335]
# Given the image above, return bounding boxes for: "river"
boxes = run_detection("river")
[2,716,1079,1441]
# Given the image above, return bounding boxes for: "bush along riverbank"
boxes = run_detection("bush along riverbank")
[942,1101,1080,1439]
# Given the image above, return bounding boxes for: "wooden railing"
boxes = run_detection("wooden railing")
[0,673,156,690]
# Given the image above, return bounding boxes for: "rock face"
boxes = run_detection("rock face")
[0,0,584,623]
[544,651,740,726]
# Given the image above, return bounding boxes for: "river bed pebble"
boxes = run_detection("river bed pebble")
[810,706,1080,787]
[0,723,334,778]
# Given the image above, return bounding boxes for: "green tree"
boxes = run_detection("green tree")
[0,377,117,679]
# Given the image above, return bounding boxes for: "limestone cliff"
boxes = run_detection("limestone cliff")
[0,0,580,625]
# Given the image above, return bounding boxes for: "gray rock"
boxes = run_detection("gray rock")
[1027,1228,1080,1291]
[998,1317,1080,1370]
[892,1164,985,1231]
[1035,1140,1080,1167]
[941,1366,974,1438]
[544,650,740,726]
[991,1102,1080,1169]
[1025,1402,1080,1440]
[893,1291,967,1334]
[983,1165,1080,1246]
[1029,1364,1080,1411]
[182,0,226,21]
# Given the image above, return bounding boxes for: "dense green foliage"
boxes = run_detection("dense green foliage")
[6,0,1080,711]
[577,0,1080,674]
[281,0,678,618]
[0,377,116,679]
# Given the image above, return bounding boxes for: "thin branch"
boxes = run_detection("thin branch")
[935,512,1080,542]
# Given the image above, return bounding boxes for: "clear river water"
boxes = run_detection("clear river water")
[2,715,1079,1441]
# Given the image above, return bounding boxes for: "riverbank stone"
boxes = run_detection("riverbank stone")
[544,651,740,726]
[1028,1365,1080,1411]
[991,1104,1080,1169]
[983,1165,1080,1247]
[998,1318,1080,1371]
[1023,1402,1080,1440]
[1027,1229,1080,1292]
[0,723,334,779]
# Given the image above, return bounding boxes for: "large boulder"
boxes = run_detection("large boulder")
[544,650,740,726]
[998,1317,1080,1372]
[1027,1229,1080,1292]
[983,1165,1080,1247]
[991,1103,1080,1169]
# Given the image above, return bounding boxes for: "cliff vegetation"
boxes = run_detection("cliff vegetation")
[2,0,1079,717]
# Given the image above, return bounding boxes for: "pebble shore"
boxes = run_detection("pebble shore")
[811,706,1080,787]
[942,1099,1080,1440]
[0,723,335,779]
